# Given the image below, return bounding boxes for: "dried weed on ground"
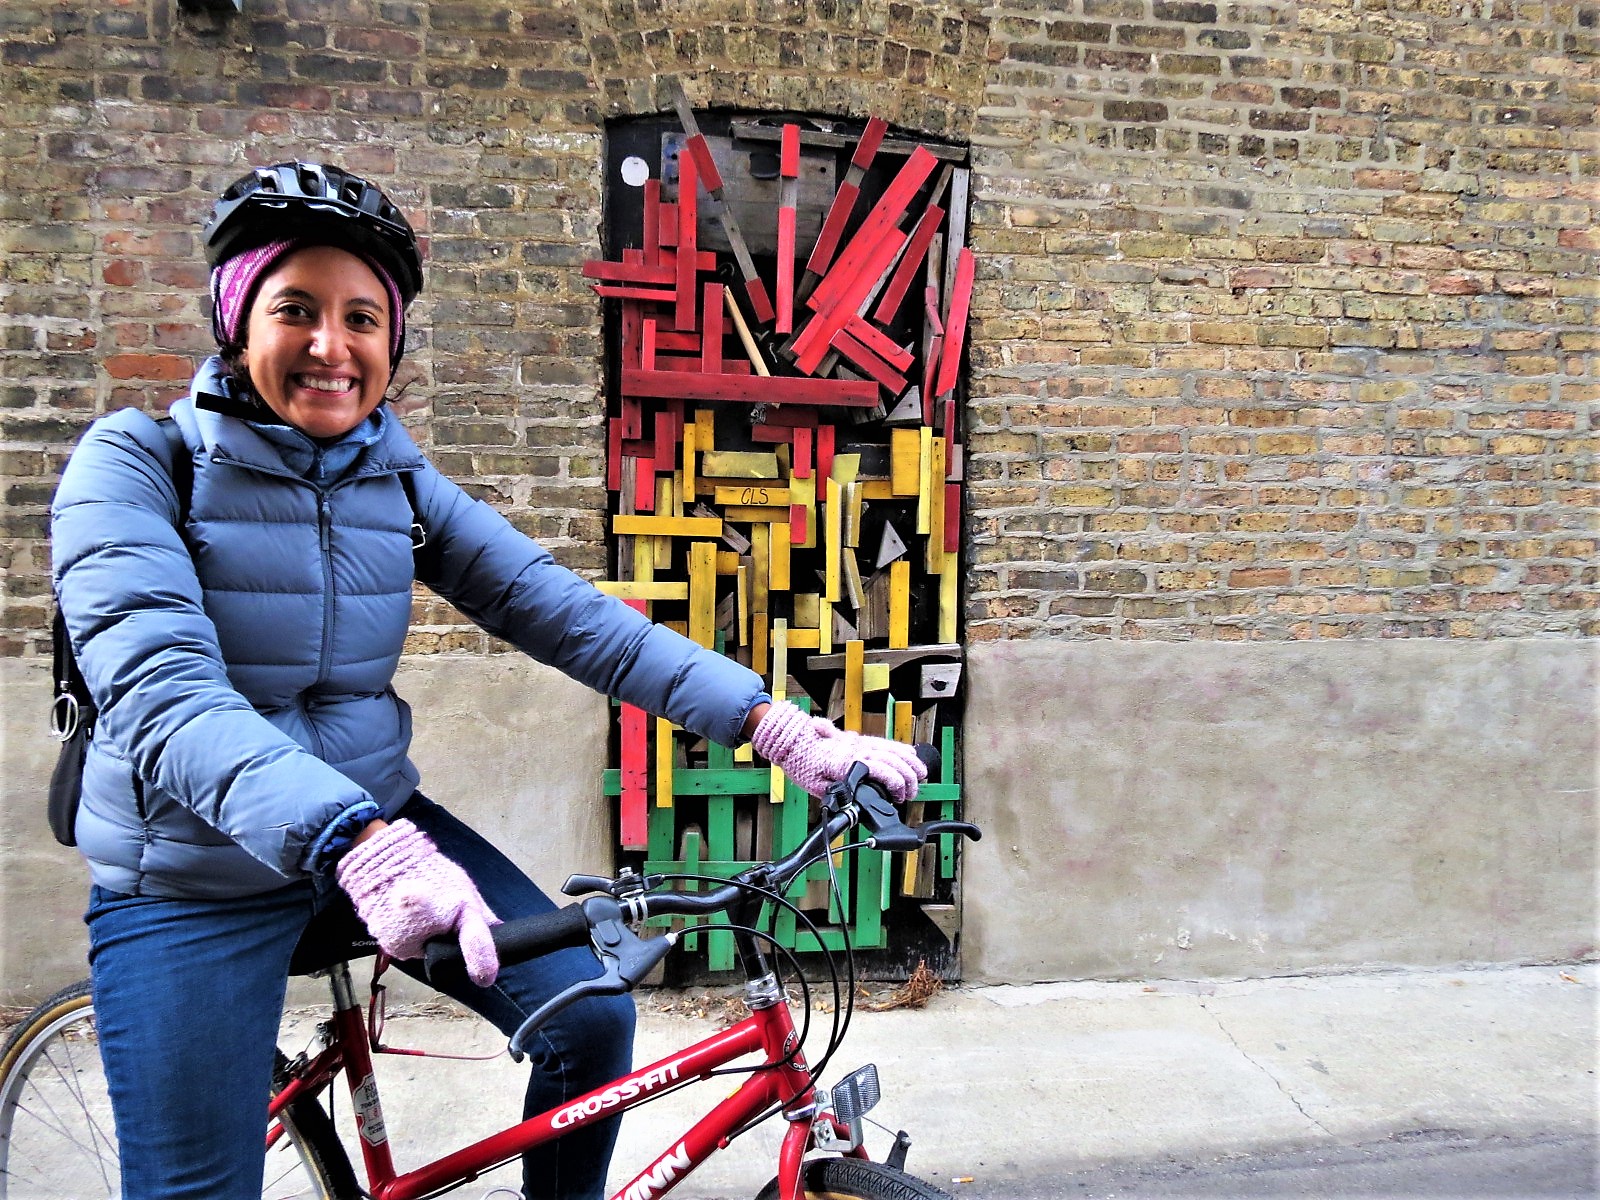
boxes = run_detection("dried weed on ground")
[863,959,942,1011]
[639,959,945,1028]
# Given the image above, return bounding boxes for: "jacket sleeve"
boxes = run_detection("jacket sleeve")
[51,412,372,879]
[409,463,769,746]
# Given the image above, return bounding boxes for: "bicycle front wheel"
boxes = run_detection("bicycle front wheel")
[0,979,353,1200]
[756,1157,955,1200]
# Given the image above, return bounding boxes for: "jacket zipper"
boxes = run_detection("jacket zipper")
[317,491,335,685]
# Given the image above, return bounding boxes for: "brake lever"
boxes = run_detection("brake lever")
[833,762,924,852]
[561,867,657,900]
[833,754,982,851]
[506,895,674,1061]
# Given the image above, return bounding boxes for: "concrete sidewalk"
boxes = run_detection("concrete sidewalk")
[281,961,1598,1197]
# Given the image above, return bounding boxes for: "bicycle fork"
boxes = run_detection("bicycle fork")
[722,898,874,1200]
[270,962,398,1184]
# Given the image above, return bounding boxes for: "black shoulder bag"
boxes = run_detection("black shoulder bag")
[46,605,95,845]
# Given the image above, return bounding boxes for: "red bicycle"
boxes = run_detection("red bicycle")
[0,756,979,1200]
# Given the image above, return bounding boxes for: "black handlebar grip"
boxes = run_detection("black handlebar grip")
[423,903,593,984]
[914,742,941,778]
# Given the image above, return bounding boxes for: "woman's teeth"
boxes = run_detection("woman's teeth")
[297,376,354,393]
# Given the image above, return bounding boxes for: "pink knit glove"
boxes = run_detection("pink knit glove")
[751,700,927,802]
[335,819,501,987]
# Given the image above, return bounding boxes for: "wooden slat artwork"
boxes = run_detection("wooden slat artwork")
[591,98,972,972]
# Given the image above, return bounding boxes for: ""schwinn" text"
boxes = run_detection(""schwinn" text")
[619,1141,692,1200]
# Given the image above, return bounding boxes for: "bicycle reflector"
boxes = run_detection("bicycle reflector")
[814,1062,881,1153]
[829,1063,882,1125]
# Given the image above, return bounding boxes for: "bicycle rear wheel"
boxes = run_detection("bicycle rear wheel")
[0,979,355,1200]
[756,1156,955,1199]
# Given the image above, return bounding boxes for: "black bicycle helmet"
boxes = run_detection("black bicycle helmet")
[203,161,424,305]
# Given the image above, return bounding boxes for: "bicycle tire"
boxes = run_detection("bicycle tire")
[0,978,357,1200]
[755,1156,956,1200]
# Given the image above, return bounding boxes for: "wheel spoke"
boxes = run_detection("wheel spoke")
[1,1028,118,1198]
[3,986,346,1200]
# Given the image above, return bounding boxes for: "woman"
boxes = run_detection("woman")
[50,160,926,1200]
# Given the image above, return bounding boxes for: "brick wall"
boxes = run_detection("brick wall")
[968,0,1597,641]
[1,0,1593,656]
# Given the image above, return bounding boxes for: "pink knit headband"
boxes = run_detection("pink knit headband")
[210,238,405,362]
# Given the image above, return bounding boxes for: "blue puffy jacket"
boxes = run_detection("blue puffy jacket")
[51,358,768,899]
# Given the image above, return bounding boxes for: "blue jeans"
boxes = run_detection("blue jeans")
[87,793,635,1200]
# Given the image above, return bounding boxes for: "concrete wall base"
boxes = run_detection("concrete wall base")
[962,639,1598,982]
[4,641,1595,1004]
[1,656,610,1006]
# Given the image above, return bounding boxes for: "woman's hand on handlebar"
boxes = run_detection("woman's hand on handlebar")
[337,818,502,987]
[749,700,927,802]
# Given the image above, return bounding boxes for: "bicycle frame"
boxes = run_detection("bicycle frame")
[269,959,861,1200]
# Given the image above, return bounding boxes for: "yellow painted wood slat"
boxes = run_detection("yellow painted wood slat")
[926,436,947,575]
[736,559,750,647]
[655,477,675,570]
[632,535,656,586]
[682,420,697,502]
[720,505,792,524]
[890,427,921,496]
[696,408,715,460]
[701,450,780,479]
[843,480,863,548]
[656,717,674,808]
[771,618,789,702]
[939,550,959,645]
[843,639,865,732]
[824,477,843,602]
[793,593,820,628]
[595,580,690,600]
[713,484,790,506]
[770,521,791,591]
[614,513,723,538]
[888,559,911,650]
[752,524,770,624]
[916,426,934,536]
[689,540,716,648]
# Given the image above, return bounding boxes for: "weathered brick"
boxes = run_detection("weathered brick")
[0,0,1589,653]
[1104,99,1169,123]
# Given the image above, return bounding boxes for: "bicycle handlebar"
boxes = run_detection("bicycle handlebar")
[421,901,592,988]
[423,746,981,1057]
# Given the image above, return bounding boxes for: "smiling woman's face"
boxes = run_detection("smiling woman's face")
[241,244,392,439]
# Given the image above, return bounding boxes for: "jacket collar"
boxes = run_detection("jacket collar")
[170,356,426,482]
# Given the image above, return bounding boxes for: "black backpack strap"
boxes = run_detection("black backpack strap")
[153,415,193,532]
[398,468,439,579]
